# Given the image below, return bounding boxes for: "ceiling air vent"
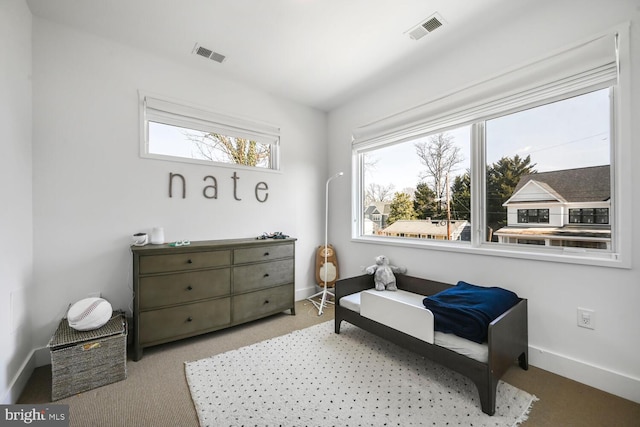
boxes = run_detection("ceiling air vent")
[192,43,226,63]
[406,13,445,41]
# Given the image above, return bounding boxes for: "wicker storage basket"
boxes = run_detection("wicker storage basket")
[48,312,127,400]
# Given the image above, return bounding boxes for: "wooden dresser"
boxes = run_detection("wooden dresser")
[131,238,296,360]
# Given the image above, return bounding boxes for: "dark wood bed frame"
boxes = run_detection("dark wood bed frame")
[334,274,528,416]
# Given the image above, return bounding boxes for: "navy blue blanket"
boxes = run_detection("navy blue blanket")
[422,281,519,343]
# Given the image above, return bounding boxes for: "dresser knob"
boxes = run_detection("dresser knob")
[187,285,193,291]
[264,252,270,256]
[187,259,193,264]
[187,316,193,322]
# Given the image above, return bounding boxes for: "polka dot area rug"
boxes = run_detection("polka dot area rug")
[185,321,537,427]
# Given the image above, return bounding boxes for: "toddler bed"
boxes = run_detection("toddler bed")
[335,274,528,415]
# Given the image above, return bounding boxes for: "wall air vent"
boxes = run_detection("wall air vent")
[192,43,226,63]
[406,13,445,41]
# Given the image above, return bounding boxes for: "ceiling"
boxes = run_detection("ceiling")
[26,0,520,111]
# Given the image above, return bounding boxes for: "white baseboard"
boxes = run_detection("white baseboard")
[295,283,321,301]
[529,345,640,404]
[1,349,36,404]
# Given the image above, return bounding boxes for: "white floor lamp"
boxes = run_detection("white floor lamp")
[308,171,343,315]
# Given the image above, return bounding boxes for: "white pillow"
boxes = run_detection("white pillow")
[67,297,113,331]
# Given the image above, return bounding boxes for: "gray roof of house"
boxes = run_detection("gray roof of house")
[511,165,610,203]
[364,202,390,215]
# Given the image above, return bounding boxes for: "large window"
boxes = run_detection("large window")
[139,93,280,170]
[357,89,611,247]
[351,29,628,265]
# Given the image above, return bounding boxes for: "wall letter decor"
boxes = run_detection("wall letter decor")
[231,171,241,201]
[169,173,186,199]
[203,175,218,199]
[255,182,269,203]
[168,171,269,203]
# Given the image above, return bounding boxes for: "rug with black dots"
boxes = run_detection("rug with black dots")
[185,321,536,426]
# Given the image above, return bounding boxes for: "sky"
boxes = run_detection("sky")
[149,122,214,159]
[365,88,610,193]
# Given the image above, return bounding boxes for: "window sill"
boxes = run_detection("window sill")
[141,152,282,173]
[351,235,628,269]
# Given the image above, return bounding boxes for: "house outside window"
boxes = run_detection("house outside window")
[363,202,391,234]
[495,165,611,250]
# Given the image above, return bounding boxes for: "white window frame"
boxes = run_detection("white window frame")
[139,91,281,171]
[351,24,631,268]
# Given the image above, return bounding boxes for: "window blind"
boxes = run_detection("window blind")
[143,95,281,143]
[352,29,620,150]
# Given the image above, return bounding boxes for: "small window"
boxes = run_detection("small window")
[569,208,609,224]
[595,208,609,224]
[517,239,546,246]
[139,93,280,170]
[517,209,549,224]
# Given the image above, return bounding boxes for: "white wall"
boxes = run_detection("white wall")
[0,0,34,404]
[30,18,327,353]
[328,0,640,403]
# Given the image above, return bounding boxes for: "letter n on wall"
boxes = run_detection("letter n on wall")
[169,173,186,198]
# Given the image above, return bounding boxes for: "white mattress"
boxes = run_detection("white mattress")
[339,290,488,363]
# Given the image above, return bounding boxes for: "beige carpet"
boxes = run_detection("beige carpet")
[186,321,536,426]
[19,301,330,427]
[17,300,640,426]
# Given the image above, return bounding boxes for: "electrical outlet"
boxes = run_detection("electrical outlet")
[577,308,595,329]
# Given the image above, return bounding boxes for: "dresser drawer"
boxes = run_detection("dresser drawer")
[139,250,231,274]
[233,259,294,293]
[234,243,294,264]
[233,284,293,323]
[138,298,231,345]
[139,268,231,309]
